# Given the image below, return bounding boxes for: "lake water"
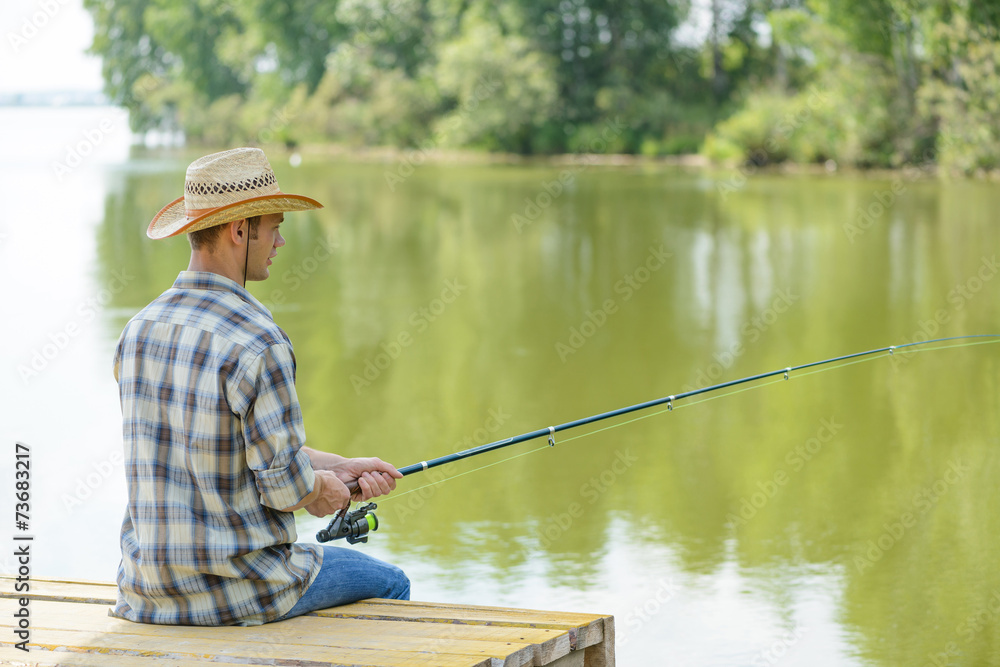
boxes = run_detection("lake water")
[3,107,1000,665]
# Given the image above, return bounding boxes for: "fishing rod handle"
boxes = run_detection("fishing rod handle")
[344,476,405,495]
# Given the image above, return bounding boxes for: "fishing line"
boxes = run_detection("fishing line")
[375,335,1000,506]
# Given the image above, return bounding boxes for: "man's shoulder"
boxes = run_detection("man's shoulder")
[121,282,290,356]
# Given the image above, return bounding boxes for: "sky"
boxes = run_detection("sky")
[1,0,104,93]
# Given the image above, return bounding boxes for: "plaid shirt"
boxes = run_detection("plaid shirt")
[111,271,321,626]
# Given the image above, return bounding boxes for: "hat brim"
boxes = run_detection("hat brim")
[147,192,324,240]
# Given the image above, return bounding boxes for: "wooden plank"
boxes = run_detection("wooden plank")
[547,652,586,667]
[583,616,615,667]
[4,599,555,665]
[360,599,608,625]
[0,578,117,605]
[317,601,605,629]
[1,629,494,667]
[2,626,531,667]
[0,645,219,667]
[314,603,606,647]
[0,576,117,590]
[7,599,560,641]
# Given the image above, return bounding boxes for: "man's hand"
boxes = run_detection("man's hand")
[301,470,351,518]
[300,448,403,503]
[327,457,402,502]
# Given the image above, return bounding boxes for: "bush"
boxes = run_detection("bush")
[566,122,628,154]
[918,22,1000,174]
[701,62,898,168]
[702,92,798,164]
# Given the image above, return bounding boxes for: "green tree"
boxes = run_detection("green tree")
[432,3,559,152]
[85,0,173,132]
[510,0,688,152]
[918,14,1000,173]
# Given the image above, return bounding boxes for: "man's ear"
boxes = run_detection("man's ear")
[227,218,248,245]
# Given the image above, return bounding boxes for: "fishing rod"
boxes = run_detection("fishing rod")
[317,334,1000,542]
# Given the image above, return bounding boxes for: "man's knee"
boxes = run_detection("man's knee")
[389,567,410,600]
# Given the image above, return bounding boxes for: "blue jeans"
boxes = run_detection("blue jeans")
[276,545,409,621]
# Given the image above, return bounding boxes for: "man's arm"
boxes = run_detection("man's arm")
[302,446,402,501]
[239,346,359,517]
[302,447,346,469]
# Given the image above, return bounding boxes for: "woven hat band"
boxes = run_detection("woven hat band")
[183,163,280,210]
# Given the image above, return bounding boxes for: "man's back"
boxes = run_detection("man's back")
[112,271,320,626]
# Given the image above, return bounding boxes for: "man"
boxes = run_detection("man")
[111,147,409,626]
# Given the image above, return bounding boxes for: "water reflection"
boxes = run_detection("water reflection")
[82,151,1000,664]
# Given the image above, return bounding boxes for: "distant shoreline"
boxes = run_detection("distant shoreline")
[0,91,108,107]
[281,143,969,181]
[8,103,989,181]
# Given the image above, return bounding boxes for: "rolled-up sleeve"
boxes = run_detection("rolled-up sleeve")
[241,344,315,510]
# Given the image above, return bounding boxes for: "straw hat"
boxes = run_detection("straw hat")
[147,147,322,240]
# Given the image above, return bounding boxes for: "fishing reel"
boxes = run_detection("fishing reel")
[316,503,378,544]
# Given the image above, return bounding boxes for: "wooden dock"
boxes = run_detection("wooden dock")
[1,577,614,666]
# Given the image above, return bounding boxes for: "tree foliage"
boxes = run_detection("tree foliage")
[85,0,1000,171]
